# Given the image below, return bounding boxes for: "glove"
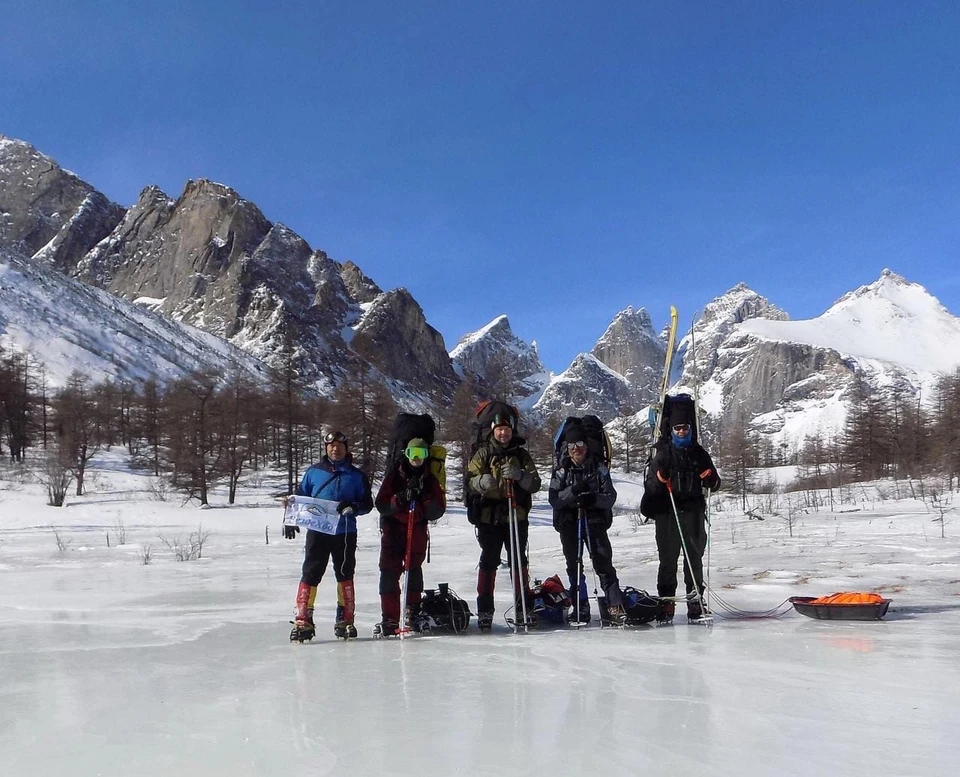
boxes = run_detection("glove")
[336,500,356,517]
[478,474,497,492]
[283,525,299,540]
[501,459,522,481]
[571,480,589,495]
[576,492,597,508]
[403,477,423,504]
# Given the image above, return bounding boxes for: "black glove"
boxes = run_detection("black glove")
[336,500,356,516]
[501,459,522,481]
[283,525,299,540]
[571,480,589,495]
[576,492,597,508]
[403,477,423,504]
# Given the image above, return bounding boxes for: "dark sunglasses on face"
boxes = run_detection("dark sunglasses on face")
[567,441,587,451]
[324,431,347,444]
[672,424,691,433]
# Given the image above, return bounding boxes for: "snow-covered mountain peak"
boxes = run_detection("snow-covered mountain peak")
[450,315,548,402]
[742,272,960,373]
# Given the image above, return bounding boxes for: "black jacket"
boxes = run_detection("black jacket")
[640,440,720,518]
[548,455,617,530]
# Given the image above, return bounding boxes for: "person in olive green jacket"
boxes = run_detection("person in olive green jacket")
[466,409,541,630]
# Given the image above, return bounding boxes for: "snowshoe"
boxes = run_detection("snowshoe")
[334,621,358,640]
[373,619,399,639]
[477,612,494,632]
[290,620,316,643]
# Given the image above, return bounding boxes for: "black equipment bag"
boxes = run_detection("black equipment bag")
[418,584,472,633]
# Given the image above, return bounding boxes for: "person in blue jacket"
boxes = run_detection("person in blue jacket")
[287,430,373,641]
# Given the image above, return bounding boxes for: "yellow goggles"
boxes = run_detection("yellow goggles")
[405,446,429,462]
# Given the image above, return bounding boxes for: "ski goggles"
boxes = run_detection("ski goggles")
[672,424,691,433]
[324,431,348,444]
[405,445,429,462]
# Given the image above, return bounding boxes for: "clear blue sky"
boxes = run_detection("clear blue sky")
[4,1,960,372]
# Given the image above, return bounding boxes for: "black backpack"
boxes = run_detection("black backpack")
[554,414,613,467]
[654,393,698,444]
[386,413,436,467]
[599,587,660,625]
[417,584,472,633]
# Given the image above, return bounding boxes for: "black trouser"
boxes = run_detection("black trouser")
[558,518,622,607]
[301,530,357,585]
[476,521,528,613]
[655,502,707,601]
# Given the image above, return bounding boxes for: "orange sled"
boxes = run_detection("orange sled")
[790,592,891,620]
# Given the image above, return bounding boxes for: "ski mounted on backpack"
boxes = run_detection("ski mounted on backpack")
[650,305,679,446]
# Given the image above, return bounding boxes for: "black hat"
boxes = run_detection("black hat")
[564,425,586,444]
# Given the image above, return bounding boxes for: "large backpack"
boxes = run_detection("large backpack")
[598,587,660,626]
[649,393,699,444]
[417,583,472,633]
[386,412,447,493]
[553,414,613,467]
[464,400,521,524]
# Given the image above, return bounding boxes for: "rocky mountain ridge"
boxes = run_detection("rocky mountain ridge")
[4,135,960,452]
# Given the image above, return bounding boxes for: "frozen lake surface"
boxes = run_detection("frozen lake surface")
[2,462,959,776]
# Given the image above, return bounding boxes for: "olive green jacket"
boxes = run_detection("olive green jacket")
[466,438,541,525]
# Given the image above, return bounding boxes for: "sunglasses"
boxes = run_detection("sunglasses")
[405,446,429,462]
[567,441,587,451]
[324,431,347,444]
[672,424,691,433]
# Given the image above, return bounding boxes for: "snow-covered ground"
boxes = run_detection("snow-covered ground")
[2,453,959,776]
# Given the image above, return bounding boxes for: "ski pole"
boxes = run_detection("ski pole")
[399,498,416,639]
[574,508,584,627]
[581,507,603,625]
[666,481,707,616]
[506,480,529,633]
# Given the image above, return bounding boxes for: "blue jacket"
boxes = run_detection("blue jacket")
[296,456,373,534]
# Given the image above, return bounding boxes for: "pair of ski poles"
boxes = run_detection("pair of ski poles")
[571,506,593,628]
[505,479,530,633]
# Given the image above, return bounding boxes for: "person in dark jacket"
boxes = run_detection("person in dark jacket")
[286,430,373,641]
[374,438,446,636]
[466,410,542,630]
[548,426,625,625]
[643,418,721,622]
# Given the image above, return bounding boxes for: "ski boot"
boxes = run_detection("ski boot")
[656,600,675,625]
[687,600,712,624]
[373,619,399,639]
[290,618,316,643]
[477,611,494,632]
[334,621,358,640]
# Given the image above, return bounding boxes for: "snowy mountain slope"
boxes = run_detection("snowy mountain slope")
[741,270,960,374]
[0,247,268,386]
[677,271,960,451]
[533,352,634,422]
[450,315,550,403]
